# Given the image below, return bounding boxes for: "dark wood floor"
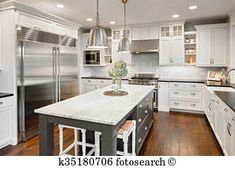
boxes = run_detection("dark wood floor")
[0,112,223,156]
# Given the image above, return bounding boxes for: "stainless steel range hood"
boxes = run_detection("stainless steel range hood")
[131,39,159,54]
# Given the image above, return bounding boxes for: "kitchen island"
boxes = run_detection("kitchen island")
[35,85,154,156]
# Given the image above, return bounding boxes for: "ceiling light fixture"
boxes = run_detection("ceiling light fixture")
[87,0,108,49]
[86,18,93,22]
[172,14,180,18]
[118,0,130,53]
[56,4,64,8]
[110,21,116,25]
[189,5,198,10]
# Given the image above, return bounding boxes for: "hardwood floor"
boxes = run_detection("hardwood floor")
[0,112,223,156]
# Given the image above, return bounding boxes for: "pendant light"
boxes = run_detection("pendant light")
[118,0,130,53]
[87,0,108,48]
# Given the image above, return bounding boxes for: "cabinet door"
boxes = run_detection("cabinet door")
[132,28,141,40]
[149,26,159,39]
[0,11,2,70]
[160,26,171,40]
[197,29,212,66]
[18,12,53,33]
[213,28,228,66]
[171,39,184,64]
[158,82,169,112]
[159,40,171,65]
[0,107,11,148]
[54,23,77,38]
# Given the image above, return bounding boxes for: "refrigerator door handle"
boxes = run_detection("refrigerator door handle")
[52,47,57,103]
[57,47,61,102]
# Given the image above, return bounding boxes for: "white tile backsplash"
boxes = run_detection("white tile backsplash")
[81,53,221,80]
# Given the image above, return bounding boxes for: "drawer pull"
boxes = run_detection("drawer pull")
[224,108,228,112]
[0,102,3,105]
[216,100,219,104]
[174,102,179,105]
[233,117,235,121]
[144,110,148,114]
[145,126,148,131]
[174,84,179,87]
[191,104,196,107]
[138,138,142,143]
[174,92,179,95]
[191,93,196,96]
[191,85,196,88]
[138,118,142,123]
[139,104,143,108]
[88,80,91,82]
[146,98,149,101]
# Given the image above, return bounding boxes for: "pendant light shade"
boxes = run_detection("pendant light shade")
[118,0,130,53]
[87,0,108,48]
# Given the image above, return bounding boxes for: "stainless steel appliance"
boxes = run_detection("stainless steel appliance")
[84,50,100,64]
[131,40,159,54]
[17,26,78,142]
[128,73,159,110]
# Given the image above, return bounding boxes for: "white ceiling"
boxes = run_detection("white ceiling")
[2,0,235,28]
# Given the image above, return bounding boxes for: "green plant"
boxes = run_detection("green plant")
[108,60,128,80]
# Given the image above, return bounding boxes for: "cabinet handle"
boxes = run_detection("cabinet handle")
[145,126,148,131]
[216,100,220,104]
[88,80,91,82]
[174,102,179,105]
[191,93,196,96]
[33,26,41,30]
[191,104,196,107]
[174,92,179,95]
[191,85,196,88]
[232,117,235,121]
[227,123,232,136]
[144,110,148,114]
[224,108,228,112]
[138,138,142,143]
[208,103,212,111]
[0,102,3,105]
[139,104,143,108]
[138,118,142,123]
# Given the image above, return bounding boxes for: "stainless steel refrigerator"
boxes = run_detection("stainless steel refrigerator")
[17,27,78,142]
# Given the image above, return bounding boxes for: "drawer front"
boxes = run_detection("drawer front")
[82,79,98,85]
[18,12,53,32]
[169,90,201,99]
[0,97,13,108]
[137,115,150,150]
[170,100,201,111]
[169,83,185,90]
[184,83,202,91]
[137,93,153,129]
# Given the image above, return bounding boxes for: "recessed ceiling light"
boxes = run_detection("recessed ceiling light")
[110,21,116,25]
[172,14,180,18]
[189,5,198,10]
[56,4,64,8]
[86,18,93,22]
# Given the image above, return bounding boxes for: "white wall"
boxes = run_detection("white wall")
[229,6,235,83]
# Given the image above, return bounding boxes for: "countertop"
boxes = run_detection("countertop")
[82,76,129,80]
[158,78,206,84]
[214,91,235,112]
[35,85,154,126]
[0,92,13,99]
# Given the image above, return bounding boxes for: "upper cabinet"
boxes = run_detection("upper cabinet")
[0,11,2,70]
[17,12,53,33]
[54,23,78,38]
[159,23,185,65]
[131,26,159,40]
[196,23,229,67]
[16,11,78,39]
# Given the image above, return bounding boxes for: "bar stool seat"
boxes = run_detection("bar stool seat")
[116,120,136,156]
[59,124,101,156]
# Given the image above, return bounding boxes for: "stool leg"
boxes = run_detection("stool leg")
[123,132,128,156]
[132,122,136,156]
[81,129,86,156]
[74,129,78,156]
[59,125,63,155]
[95,132,101,156]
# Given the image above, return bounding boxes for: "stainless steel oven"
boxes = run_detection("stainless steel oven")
[84,50,100,64]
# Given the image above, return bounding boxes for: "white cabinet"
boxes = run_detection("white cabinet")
[81,79,113,94]
[0,11,2,70]
[159,23,185,65]
[17,12,53,33]
[158,82,169,112]
[132,26,159,40]
[54,23,78,38]
[0,97,13,149]
[196,24,229,67]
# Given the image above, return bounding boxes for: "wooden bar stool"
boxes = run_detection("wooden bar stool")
[58,125,101,156]
[116,120,136,156]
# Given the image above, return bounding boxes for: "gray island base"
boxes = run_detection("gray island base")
[35,85,154,156]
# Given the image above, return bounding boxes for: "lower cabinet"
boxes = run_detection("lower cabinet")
[0,96,13,149]
[158,82,169,112]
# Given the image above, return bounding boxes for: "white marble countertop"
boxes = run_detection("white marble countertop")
[35,85,154,126]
